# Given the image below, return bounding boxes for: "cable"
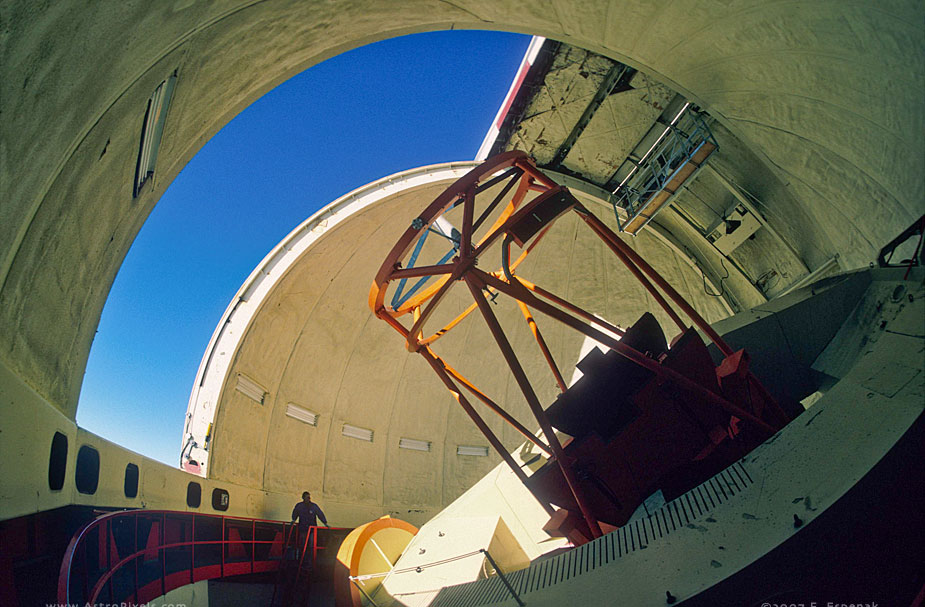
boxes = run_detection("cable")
[699,257,729,298]
[501,234,517,284]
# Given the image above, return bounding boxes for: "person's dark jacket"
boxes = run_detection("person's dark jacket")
[292,501,327,531]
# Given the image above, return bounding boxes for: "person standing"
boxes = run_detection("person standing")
[291,491,327,567]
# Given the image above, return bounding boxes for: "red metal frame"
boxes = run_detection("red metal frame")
[57,508,346,607]
[370,151,789,541]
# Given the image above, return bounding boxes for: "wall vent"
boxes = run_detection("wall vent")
[457,445,489,457]
[342,424,373,442]
[286,403,318,426]
[399,437,431,452]
[235,374,266,404]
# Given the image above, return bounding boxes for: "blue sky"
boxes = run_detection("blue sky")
[76,30,530,466]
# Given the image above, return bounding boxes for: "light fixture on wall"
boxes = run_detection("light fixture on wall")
[399,437,431,452]
[134,72,177,197]
[285,403,318,426]
[342,424,374,442]
[456,445,489,457]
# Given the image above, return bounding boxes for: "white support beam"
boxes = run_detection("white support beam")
[645,222,738,315]
[777,255,841,298]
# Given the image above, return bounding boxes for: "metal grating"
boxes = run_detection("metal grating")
[430,461,754,607]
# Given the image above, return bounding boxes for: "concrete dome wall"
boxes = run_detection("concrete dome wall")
[2,0,922,426]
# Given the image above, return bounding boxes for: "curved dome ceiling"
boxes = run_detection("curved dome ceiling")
[2,1,920,426]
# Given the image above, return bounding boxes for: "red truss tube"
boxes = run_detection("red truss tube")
[575,207,733,356]
[440,357,553,456]
[420,346,554,517]
[581,214,687,333]
[517,300,568,394]
[474,268,776,435]
[466,274,603,538]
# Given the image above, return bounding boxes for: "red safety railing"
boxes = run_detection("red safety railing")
[57,509,343,606]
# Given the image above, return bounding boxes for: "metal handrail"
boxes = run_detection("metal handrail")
[58,508,343,607]
[87,536,283,604]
